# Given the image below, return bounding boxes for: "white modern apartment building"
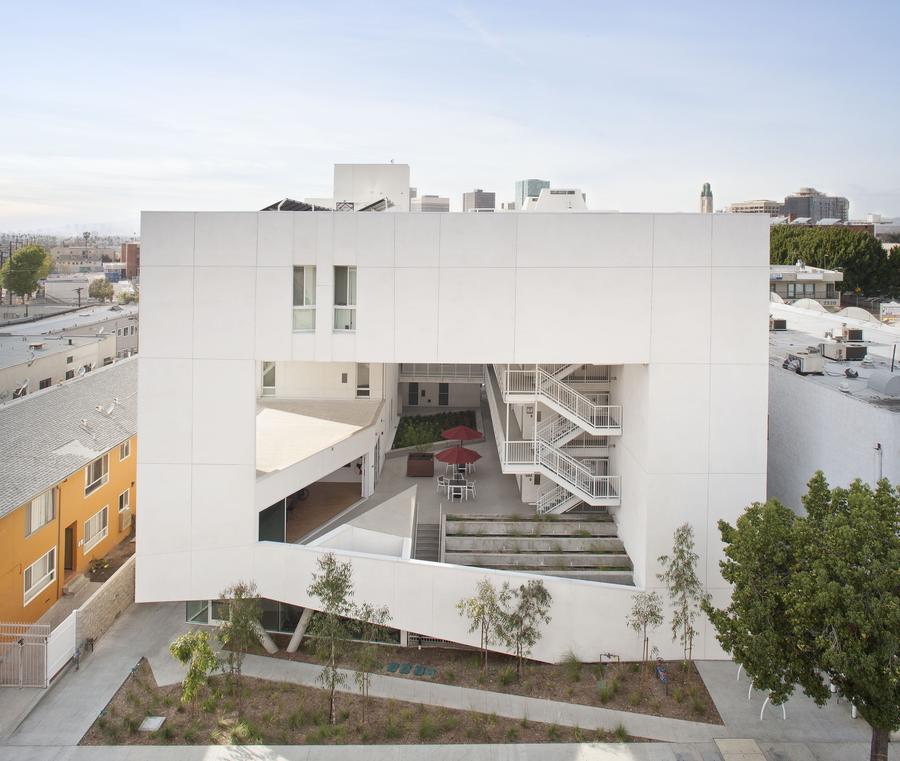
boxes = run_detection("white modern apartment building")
[137,202,769,661]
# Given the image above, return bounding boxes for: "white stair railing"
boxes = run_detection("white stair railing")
[536,415,580,446]
[536,484,583,515]
[501,368,622,432]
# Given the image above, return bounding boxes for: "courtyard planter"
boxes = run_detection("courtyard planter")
[406,452,434,477]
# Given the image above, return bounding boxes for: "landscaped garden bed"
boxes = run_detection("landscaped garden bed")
[80,659,634,746]
[391,410,478,449]
[241,635,722,725]
[87,534,135,582]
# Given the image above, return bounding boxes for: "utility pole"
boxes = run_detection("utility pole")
[75,287,83,308]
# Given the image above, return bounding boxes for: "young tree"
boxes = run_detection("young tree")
[352,601,392,723]
[657,523,706,662]
[703,473,900,761]
[216,580,262,710]
[307,553,354,725]
[0,244,51,303]
[626,591,663,678]
[169,629,219,714]
[457,578,503,674]
[497,579,552,678]
[88,278,114,302]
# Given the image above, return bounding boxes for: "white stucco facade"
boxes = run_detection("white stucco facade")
[137,209,770,662]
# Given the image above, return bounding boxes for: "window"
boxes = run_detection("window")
[826,283,837,299]
[533,474,541,486]
[292,265,316,331]
[25,489,55,536]
[438,383,449,406]
[119,440,131,461]
[118,489,130,513]
[117,328,122,336]
[408,382,419,406]
[83,506,109,553]
[39,378,51,390]
[262,361,276,396]
[65,370,75,380]
[24,548,56,605]
[66,356,73,364]
[356,363,370,398]
[85,454,109,495]
[333,265,357,331]
[341,372,348,384]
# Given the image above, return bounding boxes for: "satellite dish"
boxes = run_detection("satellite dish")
[77,367,86,378]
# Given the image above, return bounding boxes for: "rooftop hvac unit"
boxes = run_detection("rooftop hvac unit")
[841,327,863,342]
[769,318,787,331]
[820,342,868,361]
[784,350,824,375]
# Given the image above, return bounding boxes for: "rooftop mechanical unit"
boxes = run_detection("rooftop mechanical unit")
[784,349,824,375]
[769,318,787,331]
[841,327,864,342]
[820,342,868,362]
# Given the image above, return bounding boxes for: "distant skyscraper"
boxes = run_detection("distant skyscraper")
[411,194,450,212]
[783,187,848,222]
[462,188,495,212]
[515,179,550,209]
[700,182,713,214]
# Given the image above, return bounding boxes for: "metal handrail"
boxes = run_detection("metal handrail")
[502,369,622,431]
[503,439,620,502]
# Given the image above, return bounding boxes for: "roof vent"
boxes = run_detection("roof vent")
[838,382,850,393]
[867,370,900,397]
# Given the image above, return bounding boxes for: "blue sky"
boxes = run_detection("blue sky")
[1,1,898,233]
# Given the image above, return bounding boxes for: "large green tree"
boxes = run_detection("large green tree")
[703,473,900,761]
[658,523,706,662]
[0,244,51,302]
[770,226,891,296]
[216,580,262,712]
[88,278,114,302]
[497,578,553,679]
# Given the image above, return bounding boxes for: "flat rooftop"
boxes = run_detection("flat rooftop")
[255,398,383,475]
[2,304,138,336]
[0,332,112,371]
[769,303,900,412]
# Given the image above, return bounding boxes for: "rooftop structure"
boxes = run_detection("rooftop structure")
[700,182,713,213]
[523,188,588,211]
[783,187,849,222]
[410,194,450,213]
[515,179,550,209]
[770,263,842,310]
[138,204,769,662]
[728,199,784,215]
[462,188,495,212]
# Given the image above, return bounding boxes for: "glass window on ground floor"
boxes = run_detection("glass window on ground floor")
[24,548,56,605]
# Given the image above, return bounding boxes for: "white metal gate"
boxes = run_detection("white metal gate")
[0,623,50,688]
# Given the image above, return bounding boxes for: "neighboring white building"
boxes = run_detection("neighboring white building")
[333,164,410,211]
[770,262,843,310]
[767,302,900,511]
[137,205,770,662]
[3,303,139,358]
[0,332,116,402]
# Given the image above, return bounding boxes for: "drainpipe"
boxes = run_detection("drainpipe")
[874,443,883,482]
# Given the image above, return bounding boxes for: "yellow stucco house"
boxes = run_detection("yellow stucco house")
[0,359,137,623]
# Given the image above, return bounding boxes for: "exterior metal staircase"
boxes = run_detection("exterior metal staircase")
[501,367,622,436]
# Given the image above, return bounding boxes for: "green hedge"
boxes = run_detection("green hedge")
[392,410,478,449]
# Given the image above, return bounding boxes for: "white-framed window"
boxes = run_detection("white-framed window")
[24,548,56,605]
[25,489,55,537]
[83,506,109,553]
[119,439,131,461]
[356,363,370,398]
[118,489,130,513]
[262,361,276,396]
[333,265,357,331]
[292,265,316,331]
[84,454,109,496]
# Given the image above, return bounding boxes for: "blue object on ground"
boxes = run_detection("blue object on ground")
[399,663,412,674]
[386,662,399,673]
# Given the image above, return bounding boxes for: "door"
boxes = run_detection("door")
[407,382,418,407]
[64,523,75,577]
[438,383,449,406]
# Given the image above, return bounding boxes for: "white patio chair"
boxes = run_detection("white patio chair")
[466,480,476,500]
[436,475,447,493]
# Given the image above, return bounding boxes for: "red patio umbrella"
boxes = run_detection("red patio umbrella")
[434,445,482,465]
[441,425,481,446]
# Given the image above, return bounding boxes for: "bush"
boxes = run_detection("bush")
[444,669,457,684]
[573,725,587,742]
[627,690,642,707]
[123,716,140,734]
[597,683,615,704]
[628,662,640,674]
[418,716,439,741]
[592,663,606,680]
[499,666,516,686]
[183,727,198,744]
[547,723,561,741]
[505,726,519,741]
[561,651,582,683]
[384,717,404,740]
[691,698,707,717]
[613,723,628,742]
[392,410,478,449]
[201,695,218,713]
[673,686,684,703]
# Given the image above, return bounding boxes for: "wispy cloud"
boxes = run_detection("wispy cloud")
[449,4,525,66]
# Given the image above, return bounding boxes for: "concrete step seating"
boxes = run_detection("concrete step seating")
[443,512,633,586]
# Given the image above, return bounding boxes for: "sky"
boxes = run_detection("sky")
[1,1,898,234]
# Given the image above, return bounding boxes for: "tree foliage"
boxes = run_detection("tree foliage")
[352,601,392,722]
[626,591,664,677]
[169,629,219,713]
[88,278,114,302]
[216,580,262,710]
[497,579,552,678]
[0,244,51,300]
[703,473,900,761]
[457,578,504,674]
[770,226,896,296]
[658,523,706,662]
[307,553,354,725]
